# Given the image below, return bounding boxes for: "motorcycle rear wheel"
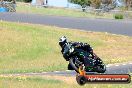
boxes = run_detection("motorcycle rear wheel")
[76,75,87,85]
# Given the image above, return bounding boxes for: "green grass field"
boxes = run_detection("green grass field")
[16,2,113,19]
[0,21,132,74]
[0,75,132,88]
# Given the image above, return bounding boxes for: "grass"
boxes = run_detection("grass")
[0,75,62,88]
[16,2,113,19]
[0,75,132,88]
[0,21,132,74]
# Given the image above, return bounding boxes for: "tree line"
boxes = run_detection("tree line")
[69,0,132,11]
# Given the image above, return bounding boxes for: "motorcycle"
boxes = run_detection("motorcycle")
[63,43,106,74]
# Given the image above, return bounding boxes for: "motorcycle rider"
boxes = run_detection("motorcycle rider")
[59,36,98,71]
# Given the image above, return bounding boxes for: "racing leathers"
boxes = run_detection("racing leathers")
[61,41,95,61]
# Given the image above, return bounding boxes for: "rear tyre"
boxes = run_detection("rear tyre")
[76,75,87,85]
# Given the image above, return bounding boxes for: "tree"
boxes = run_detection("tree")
[91,0,101,9]
[124,0,132,10]
[68,0,91,11]
[99,0,114,11]
[101,0,112,5]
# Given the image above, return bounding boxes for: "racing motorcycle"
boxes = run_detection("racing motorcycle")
[63,43,106,73]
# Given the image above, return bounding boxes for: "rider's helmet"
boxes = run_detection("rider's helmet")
[59,36,67,48]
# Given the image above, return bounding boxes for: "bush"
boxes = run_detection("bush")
[23,0,32,3]
[114,14,124,19]
[16,0,32,3]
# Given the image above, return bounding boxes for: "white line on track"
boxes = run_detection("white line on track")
[42,72,48,74]
[66,70,72,72]
[129,63,132,64]
[106,65,110,67]
[122,64,126,65]
[107,64,113,67]
[115,65,119,66]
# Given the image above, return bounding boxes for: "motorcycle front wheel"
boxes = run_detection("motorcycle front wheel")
[96,64,106,73]
[69,58,79,73]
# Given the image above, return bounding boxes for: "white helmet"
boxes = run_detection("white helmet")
[59,36,67,47]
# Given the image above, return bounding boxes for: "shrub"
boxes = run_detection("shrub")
[114,14,124,19]
[23,0,32,3]
[16,0,32,3]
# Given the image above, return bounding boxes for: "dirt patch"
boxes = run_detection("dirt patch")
[0,74,77,84]
[41,75,77,84]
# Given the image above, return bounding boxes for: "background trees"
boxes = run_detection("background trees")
[68,0,112,10]
[124,0,132,10]
[68,0,91,11]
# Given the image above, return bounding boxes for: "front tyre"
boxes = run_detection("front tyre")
[68,63,74,70]
[96,64,106,73]
[69,58,79,73]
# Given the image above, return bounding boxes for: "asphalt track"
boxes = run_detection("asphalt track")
[0,13,132,36]
[2,62,132,76]
[0,13,132,76]
[0,62,132,76]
